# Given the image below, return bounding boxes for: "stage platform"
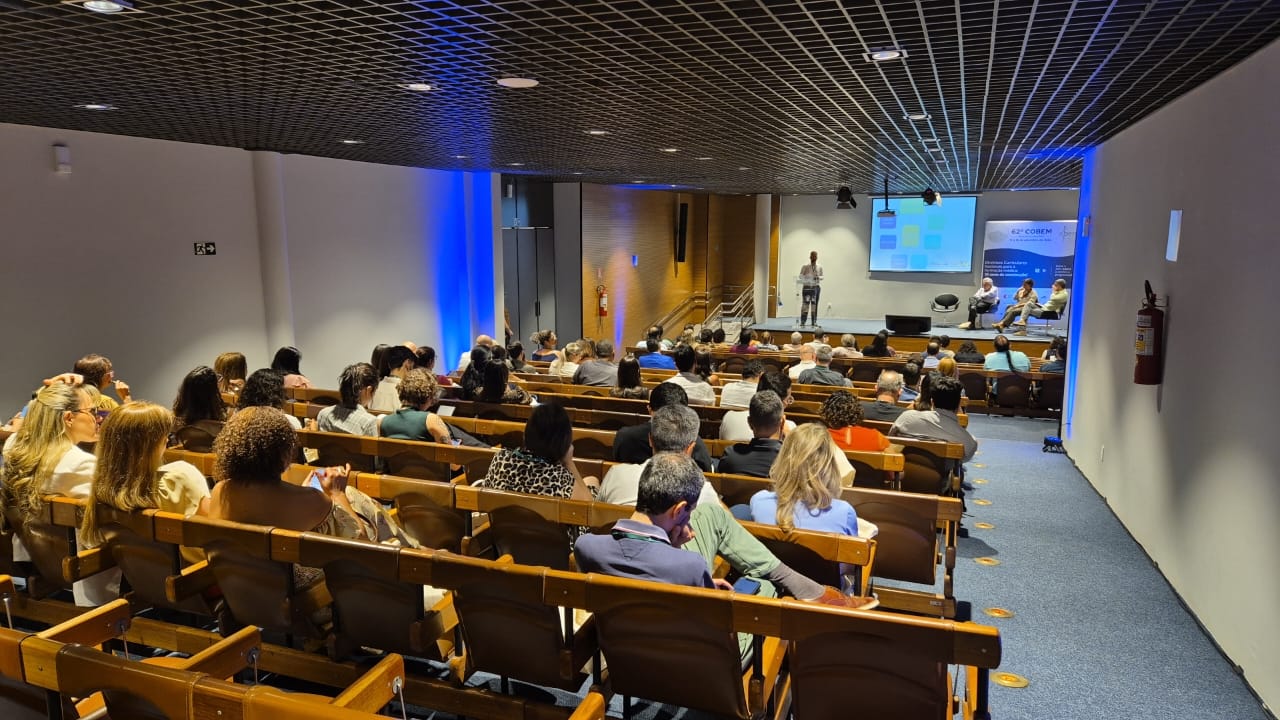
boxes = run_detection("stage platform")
[750,316,1062,352]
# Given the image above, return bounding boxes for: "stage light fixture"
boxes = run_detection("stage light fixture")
[835,186,855,209]
[922,187,938,205]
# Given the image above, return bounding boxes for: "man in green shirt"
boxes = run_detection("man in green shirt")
[1012,278,1069,335]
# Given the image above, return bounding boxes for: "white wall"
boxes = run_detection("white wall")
[0,123,499,411]
[0,123,268,408]
[1067,38,1280,711]
[778,190,1078,321]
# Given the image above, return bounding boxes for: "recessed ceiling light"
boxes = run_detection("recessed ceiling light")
[906,112,930,121]
[922,137,941,144]
[738,166,750,171]
[572,172,584,175]
[75,0,134,13]
[507,162,525,167]
[631,180,645,184]
[496,77,538,89]
[339,139,364,145]
[453,154,470,159]
[659,148,679,153]
[694,157,713,161]
[864,47,907,62]
[584,129,610,136]
[401,83,433,92]
[927,147,945,153]
[74,103,116,110]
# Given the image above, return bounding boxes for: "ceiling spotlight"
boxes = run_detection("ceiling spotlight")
[74,103,115,110]
[835,186,856,210]
[453,154,470,159]
[401,83,433,92]
[496,77,538,88]
[864,47,907,63]
[905,112,930,121]
[75,0,134,13]
[922,188,939,205]
[339,139,364,145]
[694,157,713,161]
[584,129,610,136]
[659,148,679,153]
[506,162,525,166]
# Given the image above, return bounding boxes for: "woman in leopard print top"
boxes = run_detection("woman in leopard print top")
[483,402,597,500]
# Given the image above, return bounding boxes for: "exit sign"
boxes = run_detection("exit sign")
[194,243,216,256]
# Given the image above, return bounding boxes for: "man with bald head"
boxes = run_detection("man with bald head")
[455,334,496,374]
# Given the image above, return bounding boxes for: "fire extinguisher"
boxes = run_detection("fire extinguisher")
[1135,280,1164,385]
[596,284,608,318]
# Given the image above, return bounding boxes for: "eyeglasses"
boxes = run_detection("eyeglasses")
[72,408,107,423]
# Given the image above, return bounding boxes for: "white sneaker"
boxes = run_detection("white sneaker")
[957,322,972,330]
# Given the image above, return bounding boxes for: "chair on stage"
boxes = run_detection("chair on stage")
[929,294,960,327]
[972,299,1000,329]
[1029,298,1068,336]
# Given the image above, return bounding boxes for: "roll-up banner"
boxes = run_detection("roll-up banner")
[981,220,1076,308]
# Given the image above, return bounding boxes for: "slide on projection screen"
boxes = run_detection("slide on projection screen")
[869,196,978,273]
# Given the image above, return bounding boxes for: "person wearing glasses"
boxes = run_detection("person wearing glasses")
[72,353,131,411]
[1,382,104,605]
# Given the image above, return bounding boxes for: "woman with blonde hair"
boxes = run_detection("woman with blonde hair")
[749,422,858,535]
[2,382,103,604]
[81,402,210,579]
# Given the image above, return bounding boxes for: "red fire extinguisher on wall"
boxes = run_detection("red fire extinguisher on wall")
[1135,280,1164,385]
[596,284,608,318]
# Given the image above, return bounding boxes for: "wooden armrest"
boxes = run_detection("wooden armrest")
[178,626,261,678]
[569,691,608,720]
[165,560,217,602]
[0,576,15,598]
[64,545,116,582]
[330,652,405,711]
[37,598,131,645]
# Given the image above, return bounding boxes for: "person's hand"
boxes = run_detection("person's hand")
[114,379,131,401]
[43,373,84,386]
[712,578,734,591]
[317,464,351,495]
[305,418,318,431]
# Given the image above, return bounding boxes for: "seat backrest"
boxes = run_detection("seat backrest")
[585,573,749,718]
[18,520,75,596]
[100,522,211,615]
[932,293,959,310]
[754,536,841,587]
[847,500,936,585]
[175,421,223,453]
[570,434,613,461]
[488,505,572,571]
[311,541,435,659]
[381,452,451,481]
[900,446,952,496]
[54,643,199,720]
[392,493,466,552]
[958,371,990,404]
[993,373,1033,409]
[1037,374,1065,410]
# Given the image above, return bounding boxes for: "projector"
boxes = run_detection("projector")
[877,208,896,218]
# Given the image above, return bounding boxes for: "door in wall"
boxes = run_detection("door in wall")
[502,227,557,349]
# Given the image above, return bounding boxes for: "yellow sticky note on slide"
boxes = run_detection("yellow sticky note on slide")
[902,225,921,247]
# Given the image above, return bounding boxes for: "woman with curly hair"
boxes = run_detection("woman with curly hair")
[380,369,452,444]
[749,422,858,535]
[529,330,560,363]
[820,390,890,452]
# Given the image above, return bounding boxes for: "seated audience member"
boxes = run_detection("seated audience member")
[483,402,596,500]
[573,339,619,387]
[2,382,102,605]
[454,335,497,375]
[832,333,861,358]
[637,339,677,370]
[798,345,852,387]
[667,344,717,406]
[270,346,312,389]
[576,452,722,588]
[317,363,381,436]
[717,391,786,478]
[756,331,779,351]
[74,353,131,410]
[983,334,1031,372]
[936,357,960,380]
[237,369,302,430]
[1042,335,1066,361]
[614,382,714,471]
[414,345,453,387]
[611,355,650,400]
[720,371,798,441]
[171,365,228,450]
[694,346,723,386]
[787,345,818,380]
[549,341,584,379]
[806,331,831,351]
[370,344,392,381]
[953,340,986,364]
[991,278,1039,332]
[209,407,409,547]
[479,359,533,405]
[781,331,805,352]
[821,390,890,452]
[730,329,758,354]
[506,342,538,374]
[459,346,492,400]
[637,324,674,351]
[370,345,417,412]
[890,375,978,464]
[958,277,1000,330]
[861,370,906,422]
[1041,339,1067,373]
[912,372,935,411]
[899,362,923,403]
[380,369,452,444]
[595,405,859,606]
[676,326,696,347]
[938,335,956,359]
[922,342,942,369]
[698,328,715,344]
[711,328,728,347]
[82,402,210,577]
[750,422,859,535]
[529,330,561,363]
[1000,278,1069,335]
[719,360,764,410]
[214,352,248,395]
[861,330,896,358]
